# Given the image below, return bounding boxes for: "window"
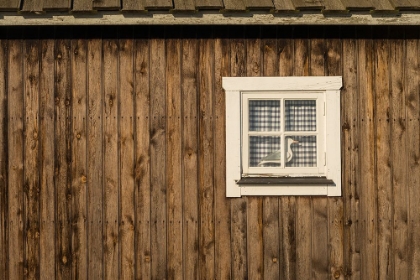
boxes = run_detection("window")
[223,77,342,197]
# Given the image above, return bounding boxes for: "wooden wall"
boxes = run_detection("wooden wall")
[0,25,419,279]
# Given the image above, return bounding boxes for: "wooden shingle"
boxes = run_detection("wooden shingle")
[172,0,196,12]
[391,0,420,9]
[292,0,324,10]
[93,0,121,10]
[122,0,147,12]
[73,0,93,12]
[195,0,223,9]
[245,0,274,10]
[144,0,173,10]
[0,0,20,11]
[43,0,70,11]
[272,0,296,12]
[223,0,247,11]
[340,0,375,10]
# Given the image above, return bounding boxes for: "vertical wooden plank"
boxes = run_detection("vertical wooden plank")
[198,27,216,280]
[55,32,72,280]
[244,25,263,280]
[373,26,393,280]
[213,25,232,280]
[389,26,408,279]
[308,26,329,280]
[356,26,377,280]
[181,26,199,280]
[406,26,420,280]
[39,35,56,280]
[341,26,361,280]
[23,30,41,280]
[389,26,407,278]
[119,28,136,280]
[293,26,312,280]
[134,29,151,280]
[166,27,183,280]
[261,25,280,280]
[8,36,25,280]
[407,30,420,276]
[0,35,7,280]
[278,26,296,280]
[325,26,344,280]
[229,26,247,280]
[87,31,104,280]
[149,26,167,279]
[71,32,88,280]
[102,35,119,280]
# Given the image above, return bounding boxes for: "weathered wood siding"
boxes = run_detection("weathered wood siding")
[0,25,419,279]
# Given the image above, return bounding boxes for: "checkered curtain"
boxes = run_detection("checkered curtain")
[285,100,316,131]
[249,136,281,167]
[248,99,317,168]
[285,136,317,167]
[249,100,281,131]
[284,100,317,167]
[248,100,281,167]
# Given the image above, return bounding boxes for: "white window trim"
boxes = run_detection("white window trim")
[223,76,342,197]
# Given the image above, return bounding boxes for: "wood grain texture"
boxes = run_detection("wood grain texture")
[93,0,120,10]
[230,27,248,280]
[150,31,167,280]
[8,38,25,280]
[39,38,56,280]
[43,0,70,11]
[373,26,393,280]
[102,38,119,280]
[406,26,420,280]
[309,27,329,280]
[198,33,216,280]
[134,35,151,280]
[72,0,92,12]
[24,36,41,280]
[119,36,136,280]
[357,27,377,280]
[166,29,183,280]
[2,25,420,280]
[278,26,296,280]
[213,27,231,280]
[195,0,223,9]
[182,32,199,280]
[293,26,312,280]
[70,37,88,280]
[121,0,146,11]
[144,0,172,9]
[325,26,344,280]
[87,37,104,280]
[0,0,20,10]
[55,37,72,280]
[245,27,263,280]
[173,0,196,11]
[0,38,7,280]
[261,26,280,280]
[389,27,409,279]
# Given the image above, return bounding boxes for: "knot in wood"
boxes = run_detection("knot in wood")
[333,270,341,279]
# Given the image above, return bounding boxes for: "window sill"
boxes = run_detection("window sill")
[237,176,335,185]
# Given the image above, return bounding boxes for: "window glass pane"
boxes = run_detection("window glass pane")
[249,136,281,167]
[285,136,317,167]
[249,100,281,131]
[285,100,316,131]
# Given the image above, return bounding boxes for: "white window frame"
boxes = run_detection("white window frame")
[223,76,342,197]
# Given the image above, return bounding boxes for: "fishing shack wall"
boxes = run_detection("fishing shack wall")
[0,25,419,279]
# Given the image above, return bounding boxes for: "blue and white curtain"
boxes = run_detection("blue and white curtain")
[248,100,317,168]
